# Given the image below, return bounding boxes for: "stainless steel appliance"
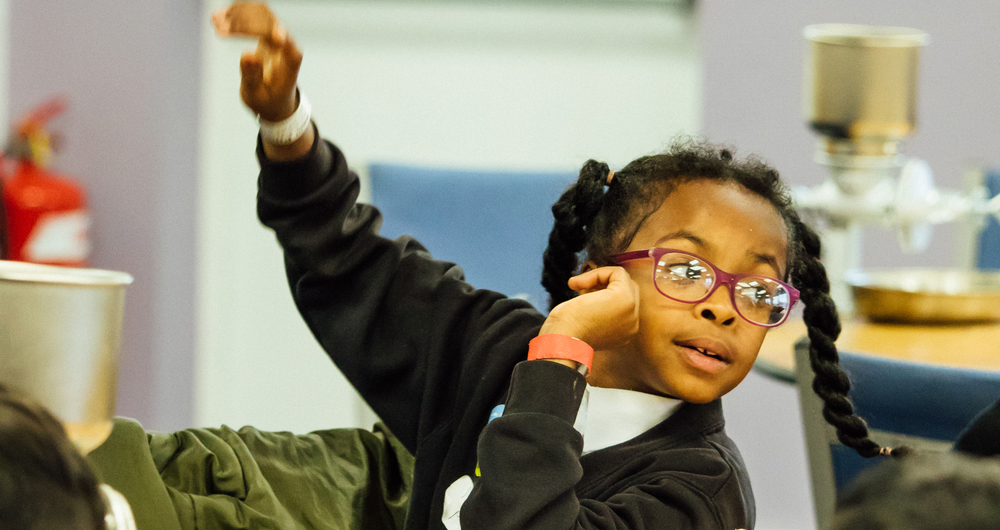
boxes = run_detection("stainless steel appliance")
[795,24,1000,312]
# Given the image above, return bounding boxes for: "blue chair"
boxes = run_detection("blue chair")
[794,341,1000,528]
[368,163,577,314]
[977,170,1000,270]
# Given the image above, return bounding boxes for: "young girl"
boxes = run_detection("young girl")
[214,4,899,529]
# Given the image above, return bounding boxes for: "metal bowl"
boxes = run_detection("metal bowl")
[844,268,1000,324]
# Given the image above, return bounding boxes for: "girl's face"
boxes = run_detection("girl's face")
[596,179,789,403]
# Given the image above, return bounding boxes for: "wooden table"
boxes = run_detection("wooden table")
[755,317,1000,383]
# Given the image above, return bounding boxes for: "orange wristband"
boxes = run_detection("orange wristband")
[527,334,594,375]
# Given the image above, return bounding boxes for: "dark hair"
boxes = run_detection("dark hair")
[0,384,106,529]
[829,452,1000,530]
[541,137,895,459]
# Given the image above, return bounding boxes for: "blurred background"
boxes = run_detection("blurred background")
[4,1,1000,528]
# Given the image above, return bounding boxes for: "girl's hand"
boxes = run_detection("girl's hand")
[212,2,302,121]
[540,266,641,352]
[212,2,312,160]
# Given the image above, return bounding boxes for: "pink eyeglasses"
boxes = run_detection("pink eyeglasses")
[611,248,800,327]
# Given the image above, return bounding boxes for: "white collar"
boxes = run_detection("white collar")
[573,385,683,455]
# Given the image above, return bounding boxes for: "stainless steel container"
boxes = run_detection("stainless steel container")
[804,24,929,158]
[845,268,1000,324]
[0,260,133,452]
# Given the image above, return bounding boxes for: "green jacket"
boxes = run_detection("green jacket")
[87,418,413,530]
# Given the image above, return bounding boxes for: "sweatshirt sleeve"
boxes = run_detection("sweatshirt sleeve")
[255,132,542,453]
[461,361,739,530]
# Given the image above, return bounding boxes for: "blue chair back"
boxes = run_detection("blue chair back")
[795,342,1000,527]
[977,170,1000,270]
[368,163,577,313]
[828,352,1000,491]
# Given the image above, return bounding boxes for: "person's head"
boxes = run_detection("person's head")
[828,452,1000,530]
[543,137,891,458]
[0,383,106,529]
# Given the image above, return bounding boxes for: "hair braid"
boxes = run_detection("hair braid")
[791,215,907,458]
[542,159,609,310]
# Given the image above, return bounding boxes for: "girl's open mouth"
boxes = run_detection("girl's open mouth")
[691,345,723,361]
[676,342,730,373]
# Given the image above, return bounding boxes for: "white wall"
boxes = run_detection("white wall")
[197,0,701,432]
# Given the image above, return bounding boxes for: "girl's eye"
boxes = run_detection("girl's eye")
[664,261,707,281]
[737,283,770,305]
[736,279,785,306]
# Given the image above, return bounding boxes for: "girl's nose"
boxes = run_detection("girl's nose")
[694,285,738,326]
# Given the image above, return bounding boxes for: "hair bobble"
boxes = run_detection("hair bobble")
[882,445,913,458]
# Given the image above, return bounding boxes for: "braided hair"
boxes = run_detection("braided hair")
[541,137,903,460]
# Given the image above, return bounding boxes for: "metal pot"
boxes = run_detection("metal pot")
[804,23,929,158]
[0,260,133,452]
[845,268,1000,324]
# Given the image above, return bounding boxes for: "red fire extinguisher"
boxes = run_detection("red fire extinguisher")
[0,97,89,267]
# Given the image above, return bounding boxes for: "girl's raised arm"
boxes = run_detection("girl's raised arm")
[214,3,545,462]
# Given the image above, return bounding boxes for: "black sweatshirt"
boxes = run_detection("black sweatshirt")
[255,133,755,530]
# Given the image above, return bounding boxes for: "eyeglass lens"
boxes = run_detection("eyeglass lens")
[654,252,792,326]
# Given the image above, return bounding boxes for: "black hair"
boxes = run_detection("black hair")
[541,137,898,459]
[829,452,1000,529]
[0,384,106,529]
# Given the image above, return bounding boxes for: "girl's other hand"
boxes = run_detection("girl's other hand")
[212,2,302,122]
[212,2,312,160]
[540,266,640,352]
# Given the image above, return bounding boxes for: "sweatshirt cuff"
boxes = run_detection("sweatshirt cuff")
[504,360,587,424]
[256,123,338,200]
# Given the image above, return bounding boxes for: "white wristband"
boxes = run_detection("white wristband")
[259,91,312,145]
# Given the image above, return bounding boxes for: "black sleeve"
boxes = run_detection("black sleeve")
[255,133,541,453]
[954,398,1000,457]
[461,361,737,530]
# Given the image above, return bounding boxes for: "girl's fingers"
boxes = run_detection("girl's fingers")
[212,3,278,42]
[279,34,303,70]
[239,53,264,90]
[216,3,301,120]
[211,9,232,36]
[568,266,628,294]
[566,267,602,293]
[543,266,640,351]
[259,34,303,82]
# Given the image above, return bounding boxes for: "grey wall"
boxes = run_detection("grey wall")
[9,0,202,431]
[700,0,1000,265]
[702,2,1000,528]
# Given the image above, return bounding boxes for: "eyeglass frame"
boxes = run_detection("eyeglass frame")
[610,247,801,328]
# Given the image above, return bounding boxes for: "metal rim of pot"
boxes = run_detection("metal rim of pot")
[0,259,133,286]
[804,23,930,48]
